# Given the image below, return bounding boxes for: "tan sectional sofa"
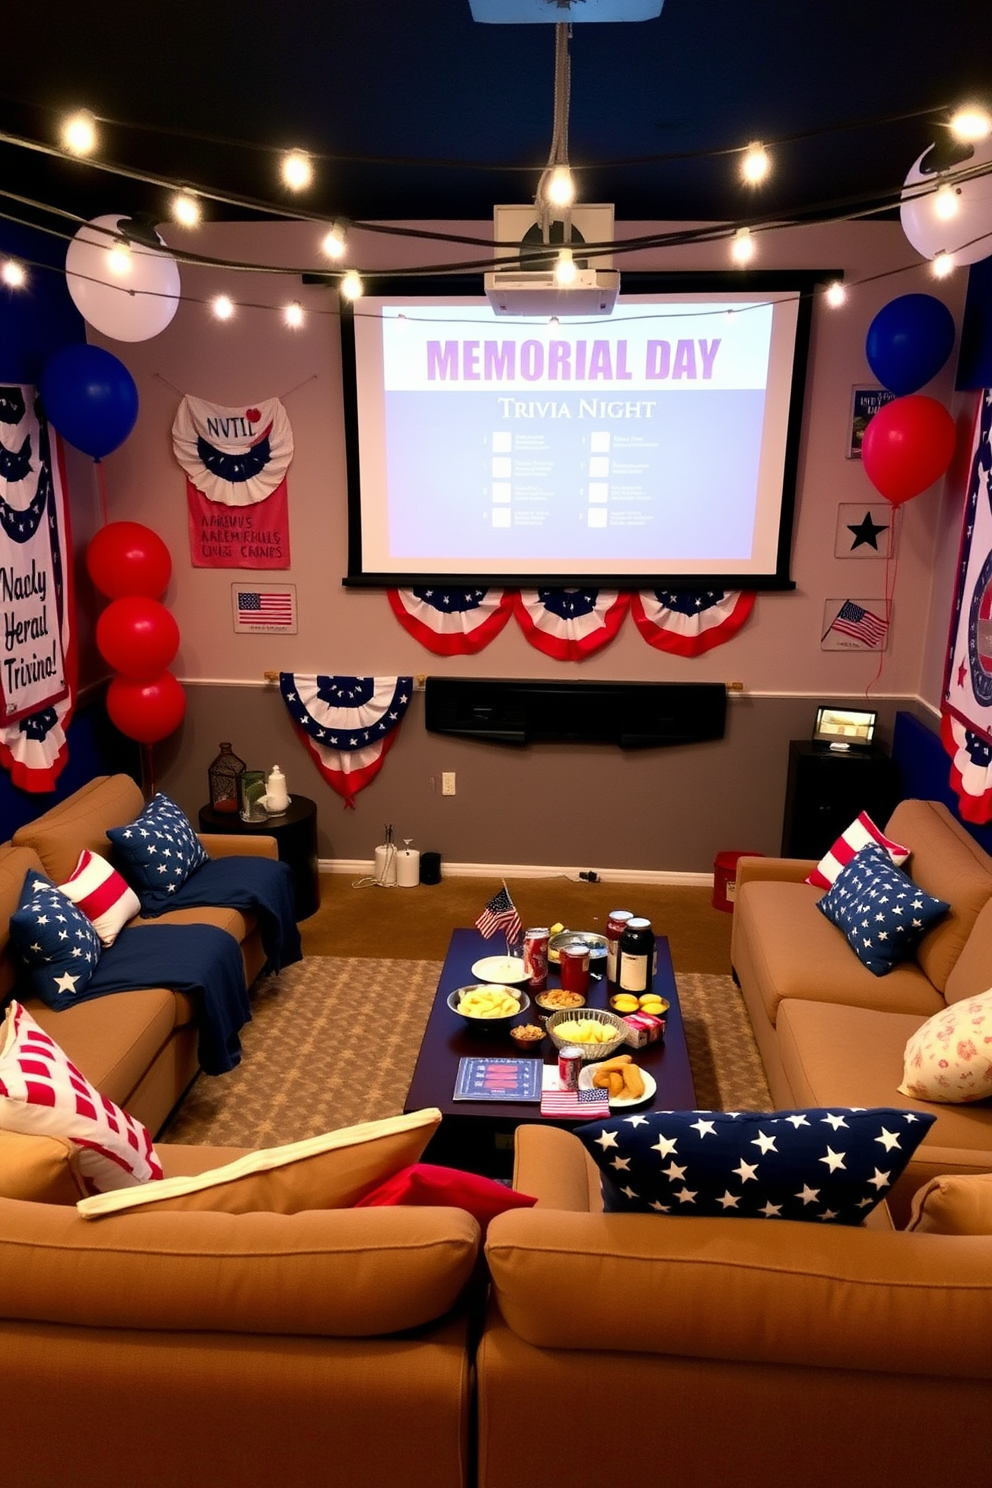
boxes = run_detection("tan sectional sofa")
[2,773,277,1135]
[731,797,992,1224]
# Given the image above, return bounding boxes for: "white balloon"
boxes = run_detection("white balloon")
[900,136,992,265]
[65,214,181,341]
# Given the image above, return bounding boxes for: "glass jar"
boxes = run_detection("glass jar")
[605,909,633,985]
[208,742,245,814]
[618,917,655,996]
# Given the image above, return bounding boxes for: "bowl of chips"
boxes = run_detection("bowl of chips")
[447,984,530,1032]
[544,1006,628,1062]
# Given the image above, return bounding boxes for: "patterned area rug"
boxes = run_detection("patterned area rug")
[160,960,771,1148]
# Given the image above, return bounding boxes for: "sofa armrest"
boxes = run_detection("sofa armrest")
[736,854,817,888]
[484,1207,992,1378]
[514,1123,602,1210]
[0,1198,479,1337]
[198,832,279,860]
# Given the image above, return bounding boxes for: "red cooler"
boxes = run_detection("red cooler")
[712,850,764,912]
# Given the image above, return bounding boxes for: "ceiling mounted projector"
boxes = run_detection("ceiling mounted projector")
[485,203,620,316]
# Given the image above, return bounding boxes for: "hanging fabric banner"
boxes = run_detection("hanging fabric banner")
[172,394,293,569]
[631,589,755,657]
[0,385,76,792]
[513,588,629,661]
[388,587,513,654]
[941,712,992,823]
[279,673,413,808]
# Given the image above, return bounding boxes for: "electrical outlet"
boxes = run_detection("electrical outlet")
[441,772,456,796]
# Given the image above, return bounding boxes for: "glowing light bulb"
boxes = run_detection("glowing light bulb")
[932,182,960,221]
[281,151,313,191]
[211,295,235,320]
[106,241,132,277]
[322,223,347,260]
[950,106,992,143]
[740,143,769,185]
[931,250,955,279]
[730,227,755,264]
[1,259,26,288]
[61,109,97,156]
[825,281,847,308]
[172,192,201,228]
[284,301,304,329]
[340,270,363,301]
[554,248,577,286]
[546,167,575,207]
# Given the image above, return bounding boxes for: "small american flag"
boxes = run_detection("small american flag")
[476,884,522,941]
[237,589,295,627]
[540,1086,611,1118]
[826,600,889,647]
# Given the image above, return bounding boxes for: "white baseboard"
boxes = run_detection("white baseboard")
[321,857,712,887]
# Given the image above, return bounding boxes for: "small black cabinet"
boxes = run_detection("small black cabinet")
[781,741,901,859]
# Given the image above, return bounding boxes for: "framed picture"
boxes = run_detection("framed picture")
[812,705,878,747]
[820,597,890,652]
[834,503,893,558]
[848,386,896,459]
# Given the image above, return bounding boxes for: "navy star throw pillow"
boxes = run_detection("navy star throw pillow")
[107,793,209,913]
[9,869,103,1007]
[817,841,949,976]
[574,1107,936,1224]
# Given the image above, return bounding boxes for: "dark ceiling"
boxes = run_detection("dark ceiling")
[1,0,990,264]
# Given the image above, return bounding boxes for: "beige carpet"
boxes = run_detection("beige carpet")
[160,959,771,1148]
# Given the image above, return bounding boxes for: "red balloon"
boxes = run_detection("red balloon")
[96,597,180,679]
[106,672,186,744]
[861,394,957,506]
[86,521,172,600]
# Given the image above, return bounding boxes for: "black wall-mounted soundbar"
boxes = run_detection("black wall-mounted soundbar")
[424,678,726,748]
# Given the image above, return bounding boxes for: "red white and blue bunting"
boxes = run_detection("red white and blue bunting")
[512,589,630,661]
[631,589,755,657]
[388,587,513,655]
[941,712,992,824]
[0,386,76,792]
[279,673,412,808]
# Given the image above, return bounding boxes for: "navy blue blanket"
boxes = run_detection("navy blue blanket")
[138,856,303,974]
[71,924,252,1075]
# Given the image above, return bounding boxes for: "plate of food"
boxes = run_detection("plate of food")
[548,930,608,967]
[580,1058,656,1109]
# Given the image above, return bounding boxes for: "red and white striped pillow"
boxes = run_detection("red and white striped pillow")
[0,1002,161,1192]
[805,810,910,890]
[60,849,140,946]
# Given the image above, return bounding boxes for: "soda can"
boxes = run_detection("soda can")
[558,1045,583,1091]
[523,927,550,992]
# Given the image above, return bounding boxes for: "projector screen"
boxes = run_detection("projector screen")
[341,274,817,589]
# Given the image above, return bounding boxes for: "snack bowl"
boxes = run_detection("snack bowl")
[447,985,530,1032]
[548,930,608,968]
[545,1006,628,1062]
[471,954,529,986]
[535,987,587,1012]
[509,1022,546,1052]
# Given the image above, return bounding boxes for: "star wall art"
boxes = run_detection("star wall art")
[834,504,893,559]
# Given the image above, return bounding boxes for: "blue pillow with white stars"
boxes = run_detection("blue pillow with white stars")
[816,841,949,976]
[8,868,103,1007]
[106,792,209,913]
[574,1106,936,1224]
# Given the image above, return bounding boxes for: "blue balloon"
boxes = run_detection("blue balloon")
[39,343,139,460]
[865,294,956,396]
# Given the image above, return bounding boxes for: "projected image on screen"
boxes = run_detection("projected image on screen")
[342,280,811,589]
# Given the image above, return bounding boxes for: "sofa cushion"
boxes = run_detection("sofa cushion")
[26,983,190,1107]
[805,810,909,890]
[817,843,949,976]
[572,1107,934,1224]
[355,1163,537,1235]
[907,1172,992,1234]
[898,990,992,1104]
[884,798,992,993]
[0,1001,162,1191]
[75,1108,443,1217]
[12,773,145,883]
[59,848,140,946]
[8,868,103,1004]
[0,1129,89,1203]
[107,792,209,912]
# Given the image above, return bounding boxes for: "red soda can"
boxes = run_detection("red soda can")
[523,927,549,992]
[558,1045,583,1091]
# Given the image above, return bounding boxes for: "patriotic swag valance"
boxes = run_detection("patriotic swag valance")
[172,394,293,570]
[0,386,75,792]
[388,584,754,658]
[279,673,413,807]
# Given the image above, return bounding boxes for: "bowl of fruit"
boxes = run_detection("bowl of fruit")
[544,1006,628,1061]
[447,984,530,1032]
[609,992,670,1018]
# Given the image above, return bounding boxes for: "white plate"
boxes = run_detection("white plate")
[471,955,528,985]
[579,1063,656,1109]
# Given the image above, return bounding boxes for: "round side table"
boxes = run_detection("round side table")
[198,795,320,921]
